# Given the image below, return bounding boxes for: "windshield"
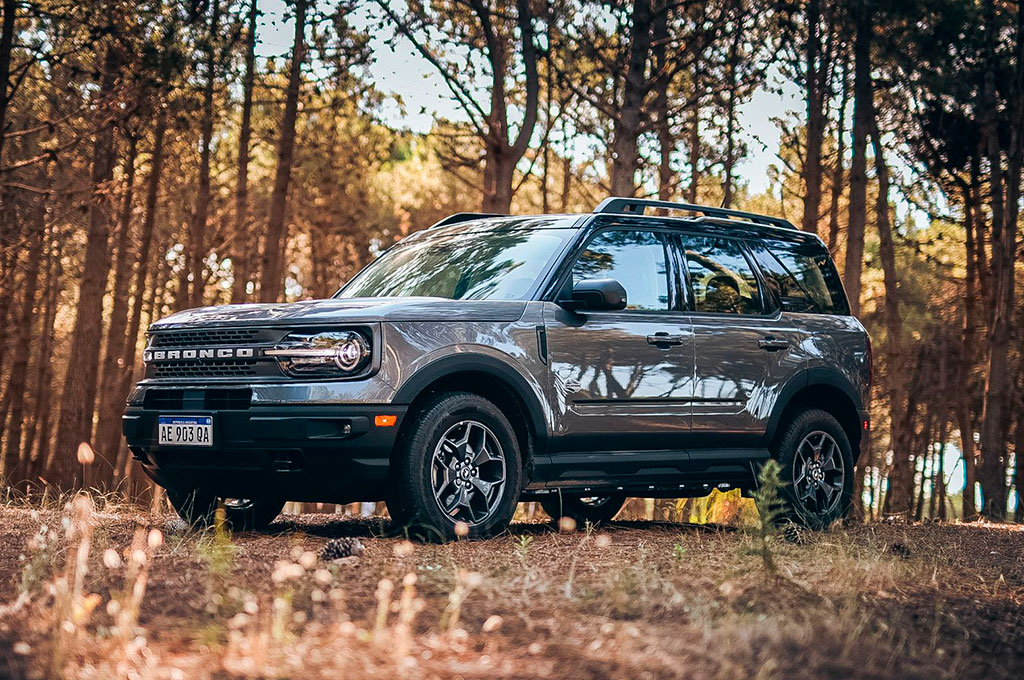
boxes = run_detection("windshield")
[337,224,576,301]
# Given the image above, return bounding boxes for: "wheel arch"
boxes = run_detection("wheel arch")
[391,354,548,478]
[767,369,865,462]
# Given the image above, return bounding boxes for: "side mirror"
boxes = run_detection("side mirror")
[561,278,627,311]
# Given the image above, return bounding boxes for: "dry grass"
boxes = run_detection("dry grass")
[0,498,1021,680]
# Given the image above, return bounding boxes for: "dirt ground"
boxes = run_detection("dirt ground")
[0,502,1022,680]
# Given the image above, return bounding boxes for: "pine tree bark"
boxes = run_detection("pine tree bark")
[52,44,123,490]
[871,118,914,517]
[93,134,139,483]
[109,116,167,484]
[976,0,1021,520]
[480,0,539,212]
[0,0,15,175]
[0,0,18,386]
[800,0,826,234]
[958,167,980,519]
[827,54,849,255]
[231,0,259,304]
[686,94,701,203]
[179,0,222,310]
[18,224,58,488]
[842,0,870,318]
[259,0,308,303]
[608,0,652,197]
[652,3,672,201]
[1,194,47,481]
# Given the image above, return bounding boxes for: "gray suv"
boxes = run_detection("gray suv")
[123,198,870,539]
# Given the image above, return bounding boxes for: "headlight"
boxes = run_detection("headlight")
[265,330,371,377]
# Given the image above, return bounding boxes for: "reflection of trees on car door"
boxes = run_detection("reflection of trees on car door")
[545,227,694,450]
[678,234,806,437]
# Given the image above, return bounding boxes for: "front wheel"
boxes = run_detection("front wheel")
[389,392,523,541]
[540,493,626,526]
[774,409,854,530]
[166,489,284,532]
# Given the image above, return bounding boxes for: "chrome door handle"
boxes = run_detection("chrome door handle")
[647,333,685,348]
[758,336,790,351]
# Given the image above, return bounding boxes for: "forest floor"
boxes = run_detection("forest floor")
[0,501,1022,680]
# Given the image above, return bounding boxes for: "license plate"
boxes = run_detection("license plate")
[158,416,213,447]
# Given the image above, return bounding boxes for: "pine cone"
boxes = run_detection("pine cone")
[781,523,809,545]
[164,517,190,535]
[321,537,365,561]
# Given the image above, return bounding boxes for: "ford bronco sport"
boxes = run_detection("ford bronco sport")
[123,197,870,539]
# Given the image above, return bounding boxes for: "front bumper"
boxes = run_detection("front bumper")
[123,398,406,503]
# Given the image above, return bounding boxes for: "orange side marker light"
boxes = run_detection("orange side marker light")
[375,415,397,427]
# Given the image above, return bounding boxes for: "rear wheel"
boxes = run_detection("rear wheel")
[541,493,626,526]
[774,408,854,529]
[388,391,522,541]
[166,489,284,532]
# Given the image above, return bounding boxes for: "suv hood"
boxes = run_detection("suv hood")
[149,297,528,330]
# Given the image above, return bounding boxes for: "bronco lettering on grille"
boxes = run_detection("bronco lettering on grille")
[143,347,256,362]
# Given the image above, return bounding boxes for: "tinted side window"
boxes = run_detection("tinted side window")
[573,230,670,311]
[680,236,763,315]
[751,238,849,314]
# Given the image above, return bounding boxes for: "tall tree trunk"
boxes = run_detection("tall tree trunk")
[259,0,307,303]
[0,0,18,386]
[0,0,15,174]
[231,0,259,304]
[976,0,1020,520]
[608,0,652,197]
[109,116,167,485]
[559,155,572,212]
[871,118,913,516]
[801,0,826,235]
[652,3,672,202]
[827,54,849,256]
[18,223,58,487]
[686,94,701,203]
[842,0,870,318]
[52,44,123,490]
[958,167,980,519]
[179,0,222,310]
[1,194,46,480]
[93,134,139,484]
[721,34,740,209]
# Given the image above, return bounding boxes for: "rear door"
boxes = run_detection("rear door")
[679,234,806,443]
[544,223,694,455]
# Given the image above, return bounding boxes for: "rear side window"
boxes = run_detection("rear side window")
[679,235,763,315]
[749,239,849,314]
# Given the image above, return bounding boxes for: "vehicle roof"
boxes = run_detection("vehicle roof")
[409,211,824,248]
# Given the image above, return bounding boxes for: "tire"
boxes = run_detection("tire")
[540,493,626,526]
[389,391,523,541]
[167,489,284,532]
[774,408,854,530]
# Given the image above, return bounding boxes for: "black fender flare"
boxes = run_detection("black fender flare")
[765,367,865,447]
[391,353,549,448]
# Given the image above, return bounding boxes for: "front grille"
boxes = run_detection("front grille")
[143,388,252,410]
[151,359,259,378]
[150,328,259,347]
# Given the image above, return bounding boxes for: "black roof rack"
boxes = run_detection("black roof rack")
[594,197,798,231]
[428,212,507,229]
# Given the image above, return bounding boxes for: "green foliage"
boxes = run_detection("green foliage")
[750,460,788,572]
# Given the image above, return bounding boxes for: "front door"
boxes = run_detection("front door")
[544,226,694,458]
[678,234,805,441]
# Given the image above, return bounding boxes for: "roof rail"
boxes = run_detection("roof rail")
[594,197,798,231]
[428,212,506,229]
